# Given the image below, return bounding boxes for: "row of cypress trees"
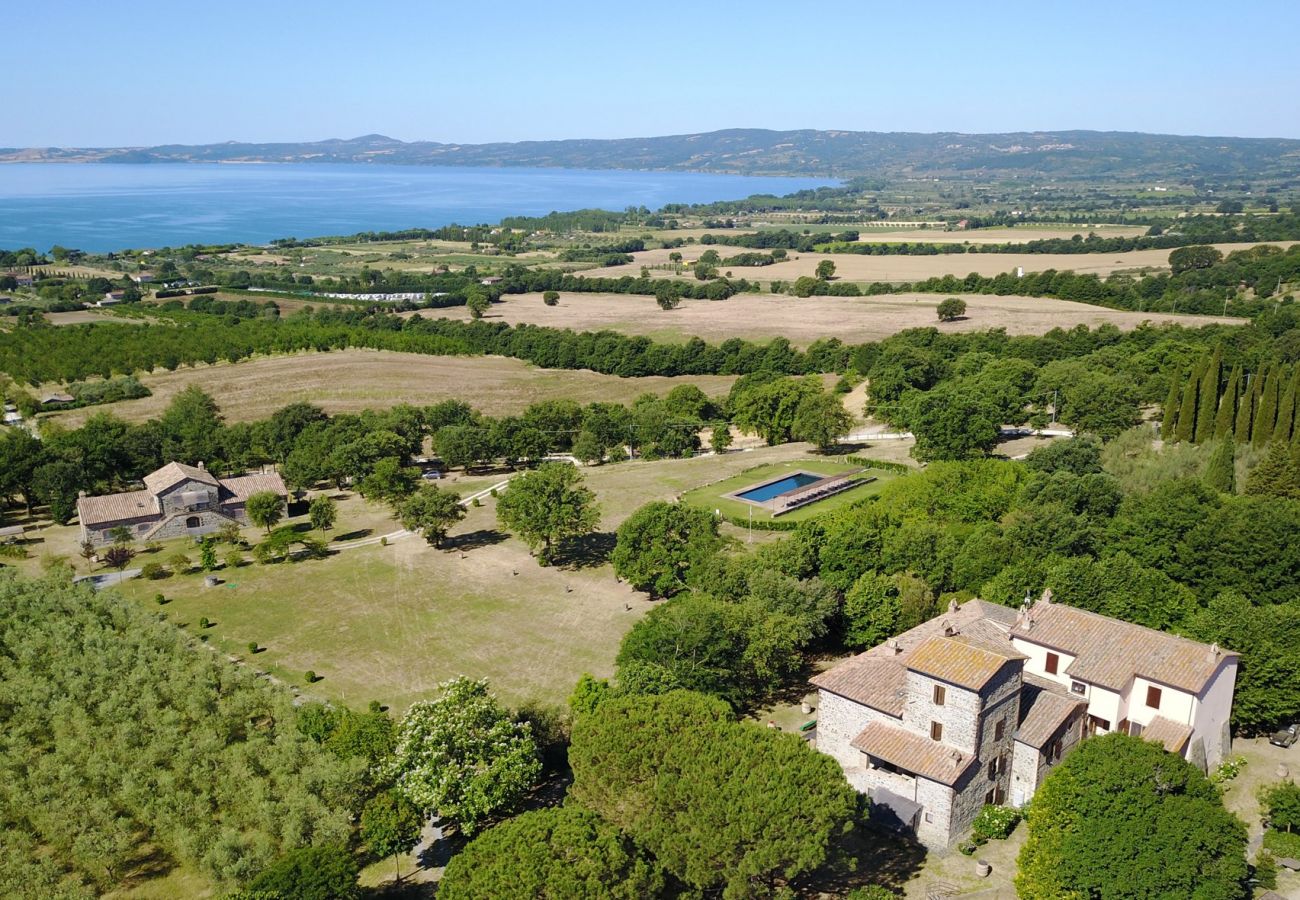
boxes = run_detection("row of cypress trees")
[1162,347,1300,449]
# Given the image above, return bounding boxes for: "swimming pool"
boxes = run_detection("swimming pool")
[735,472,823,503]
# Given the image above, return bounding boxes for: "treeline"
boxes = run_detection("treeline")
[699,228,861,251]
[271,222,527,249]
[0,247,47,268]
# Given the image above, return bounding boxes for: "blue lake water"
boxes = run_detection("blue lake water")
[736,472,823,503]
[0,163,835,253]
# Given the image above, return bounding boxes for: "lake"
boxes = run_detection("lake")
[0,163,835,252]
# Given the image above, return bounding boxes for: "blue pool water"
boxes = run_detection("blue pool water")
[0,162,836,252]
[737,472,822,503]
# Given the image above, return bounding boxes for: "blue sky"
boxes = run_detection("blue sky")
[9,0,1299,146]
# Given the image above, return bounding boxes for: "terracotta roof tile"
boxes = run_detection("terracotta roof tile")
[1016,673,1085,748]
[850,720,976,786]
[906,635,1024,692]
[143,462,218,494]
[219,472,287,501]
[1141,716,1192,754]
[812,599,1021,710]
[1012,601,1236,693]
[77,490,158,527]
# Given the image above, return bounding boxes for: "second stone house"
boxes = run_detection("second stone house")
[811,594,1237,848]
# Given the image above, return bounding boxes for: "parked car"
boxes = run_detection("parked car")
[421,470,443,481]
[1269,724,1299,748]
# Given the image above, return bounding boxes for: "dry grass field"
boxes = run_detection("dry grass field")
[432,291,1242,347]
[580,241,1295,282]
[45,350,738,426]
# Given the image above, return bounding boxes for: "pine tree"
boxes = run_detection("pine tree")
[1193,348,1222,443]
[1252,364,1280,448]
[1160,373,1182,442]
[1244,440,1300,499]
[1235,368,1259,443]
[1212,365,1240,440]
[1203,438,1235,494]
[1174,357,1204,444]
[1273,365,1298,444]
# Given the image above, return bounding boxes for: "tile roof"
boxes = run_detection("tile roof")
[812,656,908,717]
[906,635,1024,692]
[1141,716,1192,755]
[220,471,288,501]
[811,599,1021,712]
[1012,600,1236,694]
[77,489,158,526]
[143,462,218,494]
[1016,673,1085,748]
[850,720,976,786]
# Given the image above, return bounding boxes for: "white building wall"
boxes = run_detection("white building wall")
[1127,677,1195,729]
[1011,637,1075,689]
[1189,658,1237,770]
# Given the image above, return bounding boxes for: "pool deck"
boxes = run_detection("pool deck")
[727,468,869,515]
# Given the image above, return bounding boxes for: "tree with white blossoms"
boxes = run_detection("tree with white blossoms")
[384,677,540,835]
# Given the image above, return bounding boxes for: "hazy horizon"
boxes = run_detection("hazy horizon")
[11,0,1299,147]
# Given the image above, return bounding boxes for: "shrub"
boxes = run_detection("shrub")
[972,804,1021,841]
[141,562,167,580]
[224,549,243,569]
[847,888,901,900]
[1264,828,1300,858]
[154,593,168,605]
[248,642,258,655]
[1256,850,1278,889]
[305,670,317,683]
[198,616,210,629]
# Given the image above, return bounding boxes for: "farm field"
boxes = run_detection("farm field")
[433,290,1242,347]
[578,241,1297,282]
[43,349,739,426]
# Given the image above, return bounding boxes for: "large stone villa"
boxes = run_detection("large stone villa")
[77,461,287,546]
[811,592,1238,848]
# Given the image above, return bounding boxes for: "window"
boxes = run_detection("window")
[930,721,943,742]
[1146,685,1162,710]
[924,812,933,824]
[988,760,998,779]
[1070,681,1086,696]
[984,789,995,805]
[1129,721,1144,738]
[185,516,201,529]
[994,718,1005,741]
[933,684,946,706]
[1045,652,1059,675]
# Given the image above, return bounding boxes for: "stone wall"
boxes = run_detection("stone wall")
[903,670,980,754]
[146,509,238,542]
[815,689,901,769]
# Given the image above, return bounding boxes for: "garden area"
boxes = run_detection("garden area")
[680,458,900,527]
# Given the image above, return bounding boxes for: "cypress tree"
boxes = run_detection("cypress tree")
[1160,373,1181,442]
[1273,365,1299,444]
[1212,364,1240,440]
[1193,348,1222,443]
[1174,357,1204,444]
[1252,364,1280,448]
[1203,438,1235,494]
[1244,440,1300,499]
[1235,368,1259,443]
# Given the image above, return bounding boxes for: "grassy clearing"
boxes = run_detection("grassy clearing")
[44,349,738,426]
[680,458,897,524]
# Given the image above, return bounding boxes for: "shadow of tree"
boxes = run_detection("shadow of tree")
[801,821,929,895]
[334,528,373,543]
[442,529,508,552]
[553,531,615,569]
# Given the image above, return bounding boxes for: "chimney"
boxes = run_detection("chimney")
[1210,642,1221,660]
[886,638,902,655]
[197,461,205,470]
[941,619,955,637]
[1040,588,1053,605]
[947,598,958,615]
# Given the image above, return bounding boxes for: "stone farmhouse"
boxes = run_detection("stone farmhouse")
[811,593,1237,848]
[77,461,287,546]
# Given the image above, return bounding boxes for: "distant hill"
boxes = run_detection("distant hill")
[4,129,1299,180]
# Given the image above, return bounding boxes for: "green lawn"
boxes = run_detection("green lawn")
[681,458,896,524]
